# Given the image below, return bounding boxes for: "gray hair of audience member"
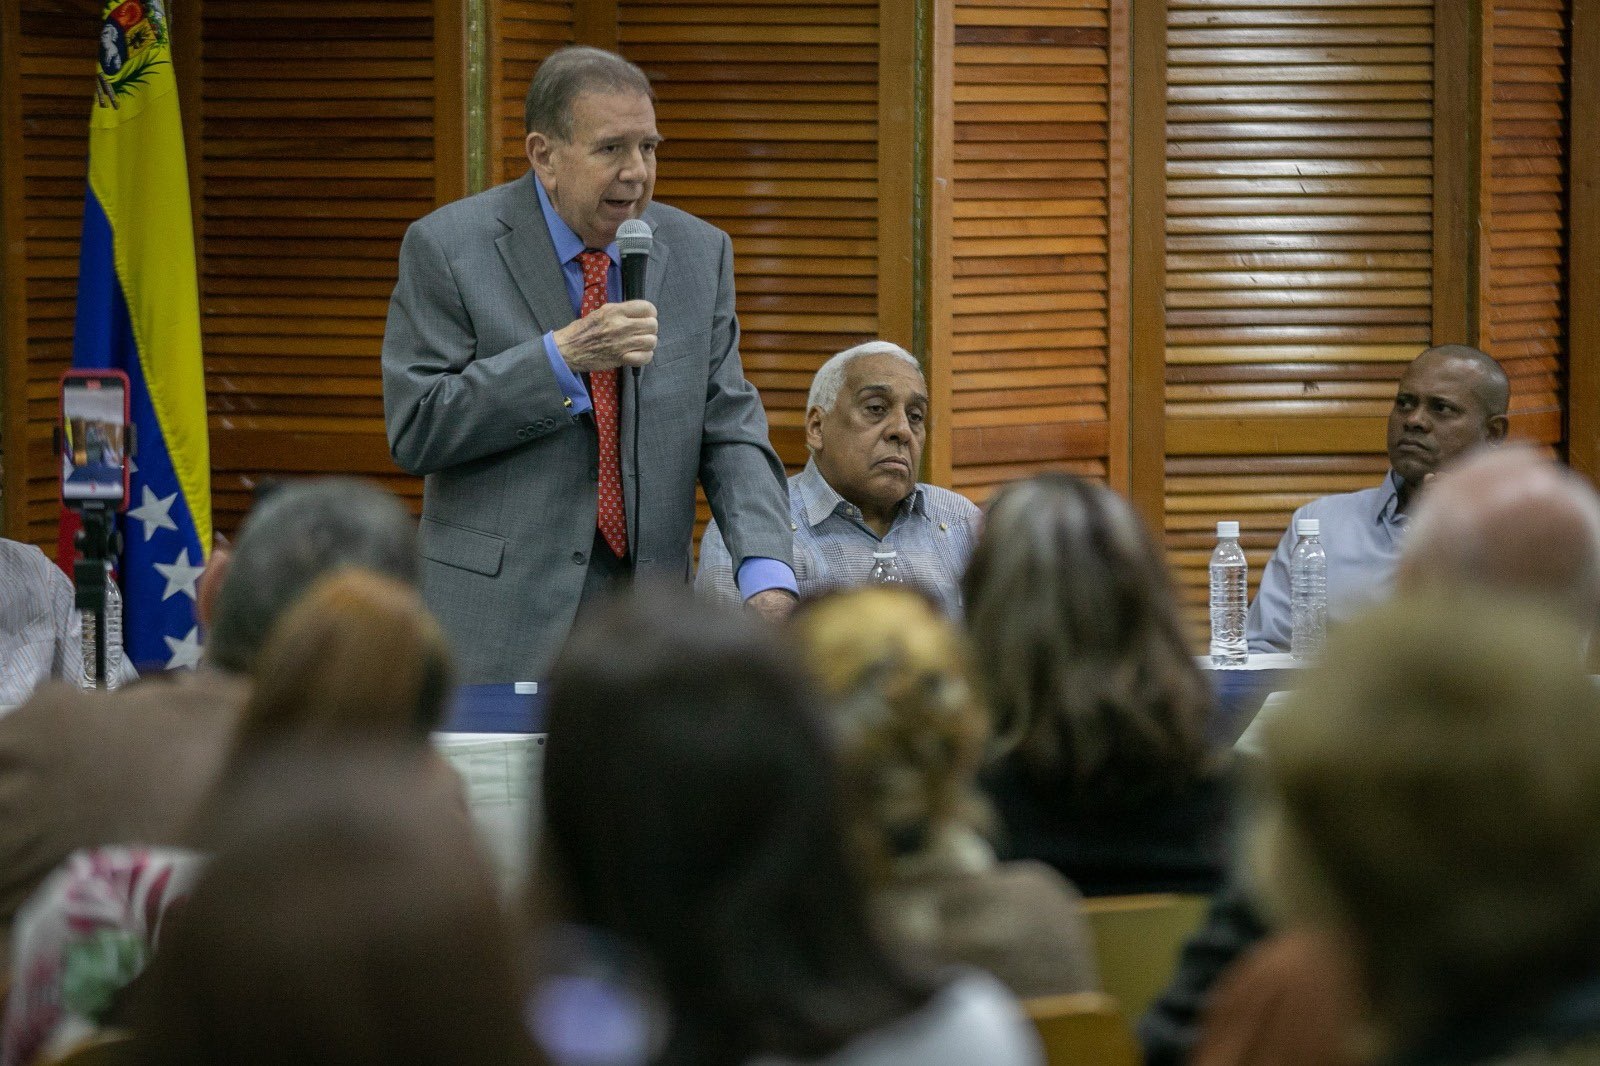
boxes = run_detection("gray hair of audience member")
[1398,444,1600,633]
[206,478,418,675]
[523,45,654,138]
[806,341,923,416]
[1255,592,1600,1056]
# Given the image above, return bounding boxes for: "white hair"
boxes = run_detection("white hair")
[806,341,922,414]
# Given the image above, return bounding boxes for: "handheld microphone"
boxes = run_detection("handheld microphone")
[615,218,653,574]
[617,219,653,303]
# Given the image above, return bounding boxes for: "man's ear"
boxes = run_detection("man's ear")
[196,546,230,632]
[804,406,826,454]
[1486,413,1511,443]
[525,130,554,179]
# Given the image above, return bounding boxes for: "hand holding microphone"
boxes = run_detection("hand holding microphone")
[553,301,656,373]
[552,220,658,374]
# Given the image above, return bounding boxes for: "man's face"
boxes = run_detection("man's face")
[806,354,928,523]
[525,90,659,250]
[1386,353,1507,488]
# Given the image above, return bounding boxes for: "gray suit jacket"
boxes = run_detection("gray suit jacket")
[382,175,791,682]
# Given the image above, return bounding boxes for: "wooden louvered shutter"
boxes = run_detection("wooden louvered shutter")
[6,4,97,550]
[618,0,889,470]
[930,0,1129,504]
[200,1,442,534]
[1159,0,1437,624]
[1480,0,1568,448]
[491,1,574,187]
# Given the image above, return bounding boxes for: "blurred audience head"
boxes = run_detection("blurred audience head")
[231,568,453,760]
[541,585,926,1065]
[1399,444,1600,636]
[206,478,418,674]
[1257,593,1600,1057]
[962,472,1211,808]
[132,747,537,1066]
[792,586,990,883]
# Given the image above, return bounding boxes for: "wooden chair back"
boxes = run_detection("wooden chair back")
[1083,892,1211,1021]
[1025,991,1141,1066]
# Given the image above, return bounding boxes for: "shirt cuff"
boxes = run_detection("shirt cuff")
[544,331,591,417]
[736,557,798,601]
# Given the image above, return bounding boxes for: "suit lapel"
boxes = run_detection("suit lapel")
[494,176,575,335]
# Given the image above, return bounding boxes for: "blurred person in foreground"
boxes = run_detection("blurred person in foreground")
[1247,345,1509,652]
[0,478,417,968]
[1186,448,1600,1066]
[1,568,459,1066]
[698,341,980,616]
[793,585,1098,999]
[129,748,539,1066]
[196,566,461,836]
[535,587,1042,1066]
[964,472,1231,896]
[1245,594,1600,1066]
[1151,449,1600,1066]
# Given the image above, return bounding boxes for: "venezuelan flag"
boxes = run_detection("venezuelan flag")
[71,0,210,671]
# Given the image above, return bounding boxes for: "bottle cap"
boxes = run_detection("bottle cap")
[1216,521,1240,538]
[1296,518,1320,537]
[872,551,897,560]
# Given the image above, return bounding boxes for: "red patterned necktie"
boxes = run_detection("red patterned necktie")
[578,249,627,559]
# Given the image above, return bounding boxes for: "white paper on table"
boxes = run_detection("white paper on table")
[431,732,546,899]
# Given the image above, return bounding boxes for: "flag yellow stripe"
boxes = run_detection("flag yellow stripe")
[87,64,211,555]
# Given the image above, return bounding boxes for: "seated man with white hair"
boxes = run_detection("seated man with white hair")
[697,341,980,615]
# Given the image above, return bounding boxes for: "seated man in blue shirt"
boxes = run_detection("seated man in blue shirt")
[697,341,980,615]
[1246,344,1510,652]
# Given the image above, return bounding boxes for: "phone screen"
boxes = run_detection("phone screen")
[60,373,130,505]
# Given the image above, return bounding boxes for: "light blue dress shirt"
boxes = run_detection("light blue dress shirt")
[531,178,796,599]
[1245,470,1409,653]
[695,458,980,616]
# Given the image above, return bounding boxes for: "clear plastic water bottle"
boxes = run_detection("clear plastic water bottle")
[79,567,127,689]
[1209,520,1248,666]
[1289,517,1327,661]
[868,550,904,585]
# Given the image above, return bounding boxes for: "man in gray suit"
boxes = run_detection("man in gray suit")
[383,47,797,682]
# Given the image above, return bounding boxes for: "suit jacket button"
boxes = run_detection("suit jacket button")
[572,551,586,565]
[515,429,529,440]
[524,423,538,434]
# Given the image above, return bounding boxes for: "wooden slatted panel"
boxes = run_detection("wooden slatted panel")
[1482,0,1568,448]
[494,0,573,186]
[15,2,98,551]
[200,1,435,535]
[1162,0,1435,620]
[619,0,882,496]
[947,0,1125,505]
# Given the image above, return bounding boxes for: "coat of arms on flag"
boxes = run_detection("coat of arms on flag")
[68,0,212,672]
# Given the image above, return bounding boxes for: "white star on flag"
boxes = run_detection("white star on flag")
[164,627,203,670]
[153,547,205,601]
[127,485,178,542]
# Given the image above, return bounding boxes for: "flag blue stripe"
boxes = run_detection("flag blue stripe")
[74,191,204,671]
